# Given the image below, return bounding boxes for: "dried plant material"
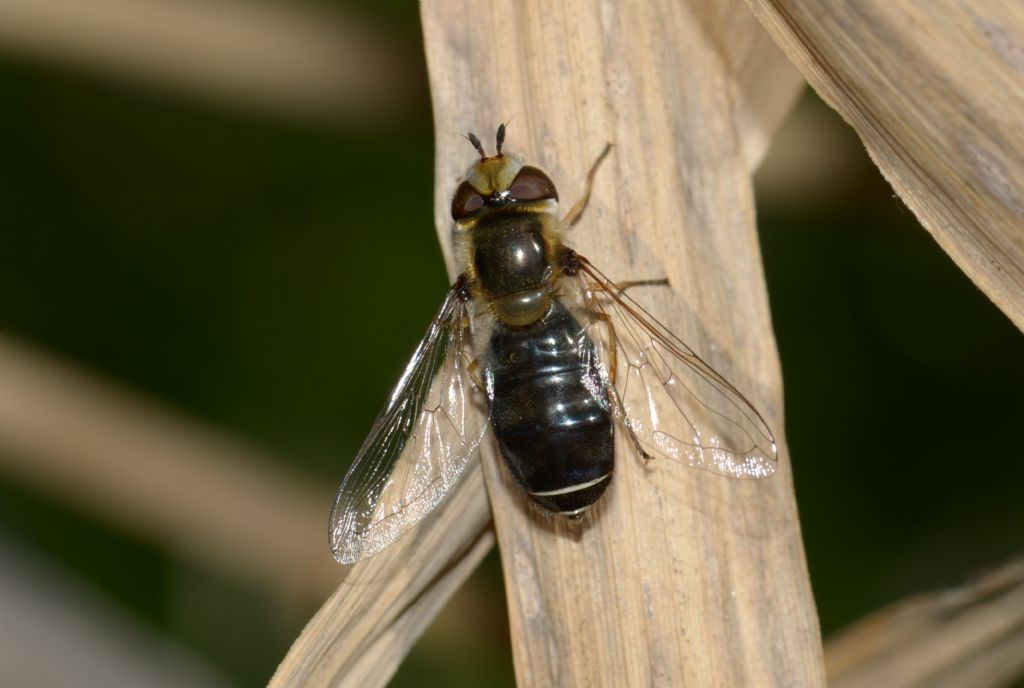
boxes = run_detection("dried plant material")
[419,0,822,685]
[269,469,493,687]
[271,1,815,685]
[0,538,231,688]
[0,0,411,121]
[745,1,1024,331]
[705,1,807,170]
[826,558,1024,688]
[0,336,333,603]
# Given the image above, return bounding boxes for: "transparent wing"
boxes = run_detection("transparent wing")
[329,283,489,564]
[570,255,777,479]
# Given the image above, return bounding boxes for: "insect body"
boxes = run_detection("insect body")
[457,128,614,517]
[329,126,777,564]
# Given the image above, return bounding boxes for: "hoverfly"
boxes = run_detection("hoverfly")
[329,125,777,564]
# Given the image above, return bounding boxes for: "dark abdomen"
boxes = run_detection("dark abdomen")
[486,301,614,515]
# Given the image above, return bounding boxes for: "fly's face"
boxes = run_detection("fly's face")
[450,124,560,225]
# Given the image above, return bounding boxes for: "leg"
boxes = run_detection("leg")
[585,278,669,385]
[587,278,670,295]
[611,278,669,292]
[591,307,650,463]
[586,283,657,465]
[562,143,613,229]
[466,358,485,393]
[592,311,618,385]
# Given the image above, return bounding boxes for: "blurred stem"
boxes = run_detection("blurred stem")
[826,556,1024,688]
[422,1,822,685]
[745,0,1024,332]
[0,335,336,606]
[0,0,413,122]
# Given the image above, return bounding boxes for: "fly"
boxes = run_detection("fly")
[329,125,777,564]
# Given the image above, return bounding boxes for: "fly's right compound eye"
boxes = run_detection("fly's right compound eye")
[509,166,559,202]
[451,181,485,220]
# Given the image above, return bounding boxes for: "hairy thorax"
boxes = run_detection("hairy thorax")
[471,210,555,326]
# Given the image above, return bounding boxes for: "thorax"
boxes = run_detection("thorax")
[468,209,557,326]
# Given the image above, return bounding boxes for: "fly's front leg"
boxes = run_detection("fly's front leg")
[563,143,613,229]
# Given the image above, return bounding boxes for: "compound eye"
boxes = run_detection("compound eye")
[509,166,559,202]
[451,181,485,220]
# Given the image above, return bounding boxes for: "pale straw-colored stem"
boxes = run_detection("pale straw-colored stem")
[745,0,1024,331]
[422,1,822,685]
[0,0,411,121]
[270,1,816,685]
[826,557,1024,688]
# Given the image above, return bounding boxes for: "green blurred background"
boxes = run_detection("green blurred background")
[0,2,1021,686]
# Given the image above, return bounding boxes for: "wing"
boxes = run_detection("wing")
[569,255,777,479]
[329,282,489,564]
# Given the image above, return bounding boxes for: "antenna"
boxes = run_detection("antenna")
[465,132,486,159]
[496,123,507,155]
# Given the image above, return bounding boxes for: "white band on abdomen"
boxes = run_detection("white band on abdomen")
[528,472,610,497]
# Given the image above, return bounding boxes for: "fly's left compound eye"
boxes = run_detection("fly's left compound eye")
[451,181,485,220]
[509,166,559,202]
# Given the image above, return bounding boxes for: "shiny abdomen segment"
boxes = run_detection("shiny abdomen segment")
[486,301,614,515]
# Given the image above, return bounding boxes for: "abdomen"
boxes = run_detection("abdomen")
[486,301,614,516]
